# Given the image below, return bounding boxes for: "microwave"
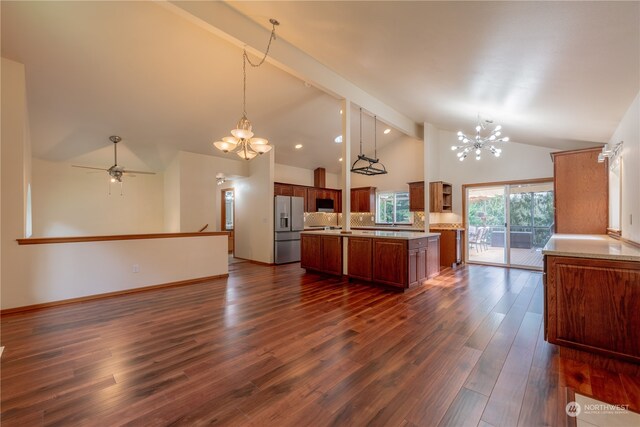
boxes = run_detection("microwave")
[316,198,334,212]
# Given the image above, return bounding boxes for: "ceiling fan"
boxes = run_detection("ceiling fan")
[72,136,155,183]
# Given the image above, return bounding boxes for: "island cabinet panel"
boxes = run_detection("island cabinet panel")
[546,255,640,364]
[300,234,322,271]
[321,236,343,275]
[372,239,408,287]
[427,236,440,277]
[301,234,343,275]
[348,237,373,281]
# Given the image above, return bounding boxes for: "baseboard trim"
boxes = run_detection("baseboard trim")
[233,256,275,266]
[0,274,229,316]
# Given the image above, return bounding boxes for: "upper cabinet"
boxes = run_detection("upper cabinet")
[408,181,424,212]
[429,181,452,213]
[551,147,608,234]
[408,181,452,213]
[275,182,341,213]
[350,187,376,213]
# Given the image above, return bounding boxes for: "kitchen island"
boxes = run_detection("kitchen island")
[542,234,640,372]
[301,230,440,289]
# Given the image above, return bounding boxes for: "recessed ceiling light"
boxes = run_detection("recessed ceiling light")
[339,158,343,162]
[384,128,391,134]
[334,135,342,143]
[295,144,303,149]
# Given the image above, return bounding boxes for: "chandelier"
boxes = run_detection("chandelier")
[213,19,279,160]
[451,117,509,161]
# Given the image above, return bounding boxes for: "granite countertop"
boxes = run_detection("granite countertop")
[542,234,640,262]
[301,229,441,240]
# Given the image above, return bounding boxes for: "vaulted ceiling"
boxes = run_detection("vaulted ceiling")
[2,1,638,174]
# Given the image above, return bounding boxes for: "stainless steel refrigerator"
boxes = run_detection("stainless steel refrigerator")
[274,195,305,264]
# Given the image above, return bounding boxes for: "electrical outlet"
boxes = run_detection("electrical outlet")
[132,264,139,273]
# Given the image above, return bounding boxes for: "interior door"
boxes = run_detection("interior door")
[221,188,234,255]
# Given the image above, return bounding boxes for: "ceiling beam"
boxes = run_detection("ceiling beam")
[160,0,422,139]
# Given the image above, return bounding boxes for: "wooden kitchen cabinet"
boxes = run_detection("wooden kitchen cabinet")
[545,255,640,364]
[408,181,424,212]
[430,229,463,268]
[303,233,441,288]
[551,147,608,234]
[301,234,343,275]
[274,183,293,196]
[350,187,376,213]
[373,239,407,286]
[348,237,372,281]
[429,181,452,213]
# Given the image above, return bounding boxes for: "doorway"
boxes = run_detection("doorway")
[221,188,234,255]
[463,179,554,270]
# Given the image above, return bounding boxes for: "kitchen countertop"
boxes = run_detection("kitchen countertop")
[542,234,640,262]
[301,229,441,240]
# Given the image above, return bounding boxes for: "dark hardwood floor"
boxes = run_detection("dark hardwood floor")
[2,261,639,426]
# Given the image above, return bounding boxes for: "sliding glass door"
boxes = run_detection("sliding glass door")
[467,186,507,265]
[465,181,554,270]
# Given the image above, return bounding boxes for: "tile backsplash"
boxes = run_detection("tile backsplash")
[304,211,462,229]
[304,212,339,227]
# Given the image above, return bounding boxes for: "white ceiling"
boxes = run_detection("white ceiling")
[2,1,639,174]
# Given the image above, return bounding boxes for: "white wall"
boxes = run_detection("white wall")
[437,129,555,217]
[274,163,340,188]
[177,151,248,232]
[1,58,32,307]
[351,135,424,192]
[234,150,275,263]
[164,155,181,232]
[609,91,640,243]
[2,235,228,309]
[31,158,164,237]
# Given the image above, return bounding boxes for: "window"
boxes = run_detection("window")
[376,192,411,224]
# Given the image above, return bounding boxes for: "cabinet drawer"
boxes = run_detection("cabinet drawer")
[408,238,428,250]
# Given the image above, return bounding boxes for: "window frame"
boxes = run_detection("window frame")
[376,191,412,225]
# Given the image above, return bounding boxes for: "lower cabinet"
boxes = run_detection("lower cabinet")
[301,234,342,275]
[302,234,441,289]
[545,255,640,364]
[348,237,373,281]
[407,236,440,287]
[372,239,407,286]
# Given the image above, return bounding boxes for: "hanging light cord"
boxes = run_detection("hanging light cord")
[359,108,364,155]
[374,115,378,159]
[241,19,279,117]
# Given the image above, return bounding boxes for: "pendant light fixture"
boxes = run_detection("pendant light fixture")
[350,108,388,175]
[451,115,509,161]
[213,19,279,160]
